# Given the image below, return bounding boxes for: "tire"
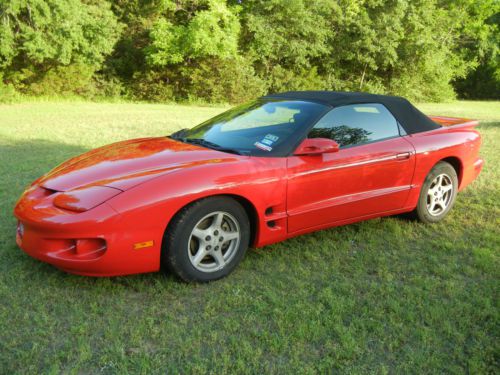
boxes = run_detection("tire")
[413,161,458,223]
[161,196,250,282]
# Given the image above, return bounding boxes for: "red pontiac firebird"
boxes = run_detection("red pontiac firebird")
[14,91,483,282]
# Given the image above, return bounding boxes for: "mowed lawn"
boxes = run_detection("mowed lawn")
[0,100,498,373]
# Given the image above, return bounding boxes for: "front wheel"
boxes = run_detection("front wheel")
[413,161,458,223]
[162,197,250,282]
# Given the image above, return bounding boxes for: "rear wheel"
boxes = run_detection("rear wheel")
[162,197,250,282]
[413,161,458,223]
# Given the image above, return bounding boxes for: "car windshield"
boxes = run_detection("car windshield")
[170,99,330,156]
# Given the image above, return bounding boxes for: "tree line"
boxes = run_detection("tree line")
[0,0,498,103]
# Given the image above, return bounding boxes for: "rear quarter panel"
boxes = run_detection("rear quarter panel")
[405,123,482,209]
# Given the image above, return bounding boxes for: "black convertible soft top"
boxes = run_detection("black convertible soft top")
[263,91,440,135]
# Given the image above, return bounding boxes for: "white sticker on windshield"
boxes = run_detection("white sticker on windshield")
[254,141,272,152]
[258,133,279,147]
[264,134,279,142]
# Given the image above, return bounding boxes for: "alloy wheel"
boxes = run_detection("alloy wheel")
[187,211,241,273]
[426,173,454,216]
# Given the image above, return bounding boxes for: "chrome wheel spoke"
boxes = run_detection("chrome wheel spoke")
[441,184,452,194]
[435,175,443,186]
[427,190,436,201]
[192,248,207,266]
[222,231,239,242]
[212,212,224,230]
[428,201,437,213]
[211,250,225,267]
[191,228,208,240]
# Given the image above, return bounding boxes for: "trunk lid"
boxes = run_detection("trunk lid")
[429,116,479,129]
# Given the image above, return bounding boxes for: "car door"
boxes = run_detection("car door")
[286,103,416,233]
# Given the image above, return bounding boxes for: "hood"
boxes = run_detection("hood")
[38,137,241,192]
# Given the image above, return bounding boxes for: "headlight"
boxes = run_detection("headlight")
[53,186,122,212]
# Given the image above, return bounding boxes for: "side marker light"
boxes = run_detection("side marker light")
[134,240,154,250]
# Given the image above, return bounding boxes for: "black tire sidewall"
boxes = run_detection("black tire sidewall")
[416,162,458,223]
[162,197,250,282]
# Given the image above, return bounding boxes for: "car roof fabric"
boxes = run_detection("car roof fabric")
[262,91,440,134]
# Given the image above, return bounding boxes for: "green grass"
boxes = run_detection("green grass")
[0,100,498,374]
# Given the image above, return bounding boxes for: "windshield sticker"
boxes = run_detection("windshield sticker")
[259,133,279,147]
[254,141,273,152]
[264,134,279,142]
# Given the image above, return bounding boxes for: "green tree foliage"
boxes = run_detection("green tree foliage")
[187,56,266,102]
[127,0,265,102]
[452,3,500,99]
[147,0,240,65]
[238,0,331,86]
[0,0,121,95]
[0,0,498,102]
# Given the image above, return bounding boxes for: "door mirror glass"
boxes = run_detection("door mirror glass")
[294,138,340,156]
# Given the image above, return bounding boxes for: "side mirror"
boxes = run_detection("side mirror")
[294,138,340,156]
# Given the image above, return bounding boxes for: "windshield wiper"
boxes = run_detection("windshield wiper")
[169,131,246,155]
[181,138,245,156]
[169,128,189,140]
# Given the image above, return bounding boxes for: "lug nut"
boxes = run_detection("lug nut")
[214,230,219,236]
[205,236,211,241]
[219,237,224,242]
[206,245,211,250]
[215,246,219,250]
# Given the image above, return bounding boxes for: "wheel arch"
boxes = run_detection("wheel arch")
[227,194,259,247]
[438,156,463,187]
[163,193,260,248]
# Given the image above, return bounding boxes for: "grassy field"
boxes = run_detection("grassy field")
[0,100,498,374]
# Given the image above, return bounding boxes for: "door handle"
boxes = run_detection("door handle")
[396,152,411,160]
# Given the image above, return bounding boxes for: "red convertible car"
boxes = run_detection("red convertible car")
[14,91,483,282]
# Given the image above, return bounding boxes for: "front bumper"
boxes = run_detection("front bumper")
[14,186,162,277]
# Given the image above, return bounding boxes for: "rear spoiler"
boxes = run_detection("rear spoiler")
[429,116,479,129]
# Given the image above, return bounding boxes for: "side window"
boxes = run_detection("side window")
[308,103,400,147]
